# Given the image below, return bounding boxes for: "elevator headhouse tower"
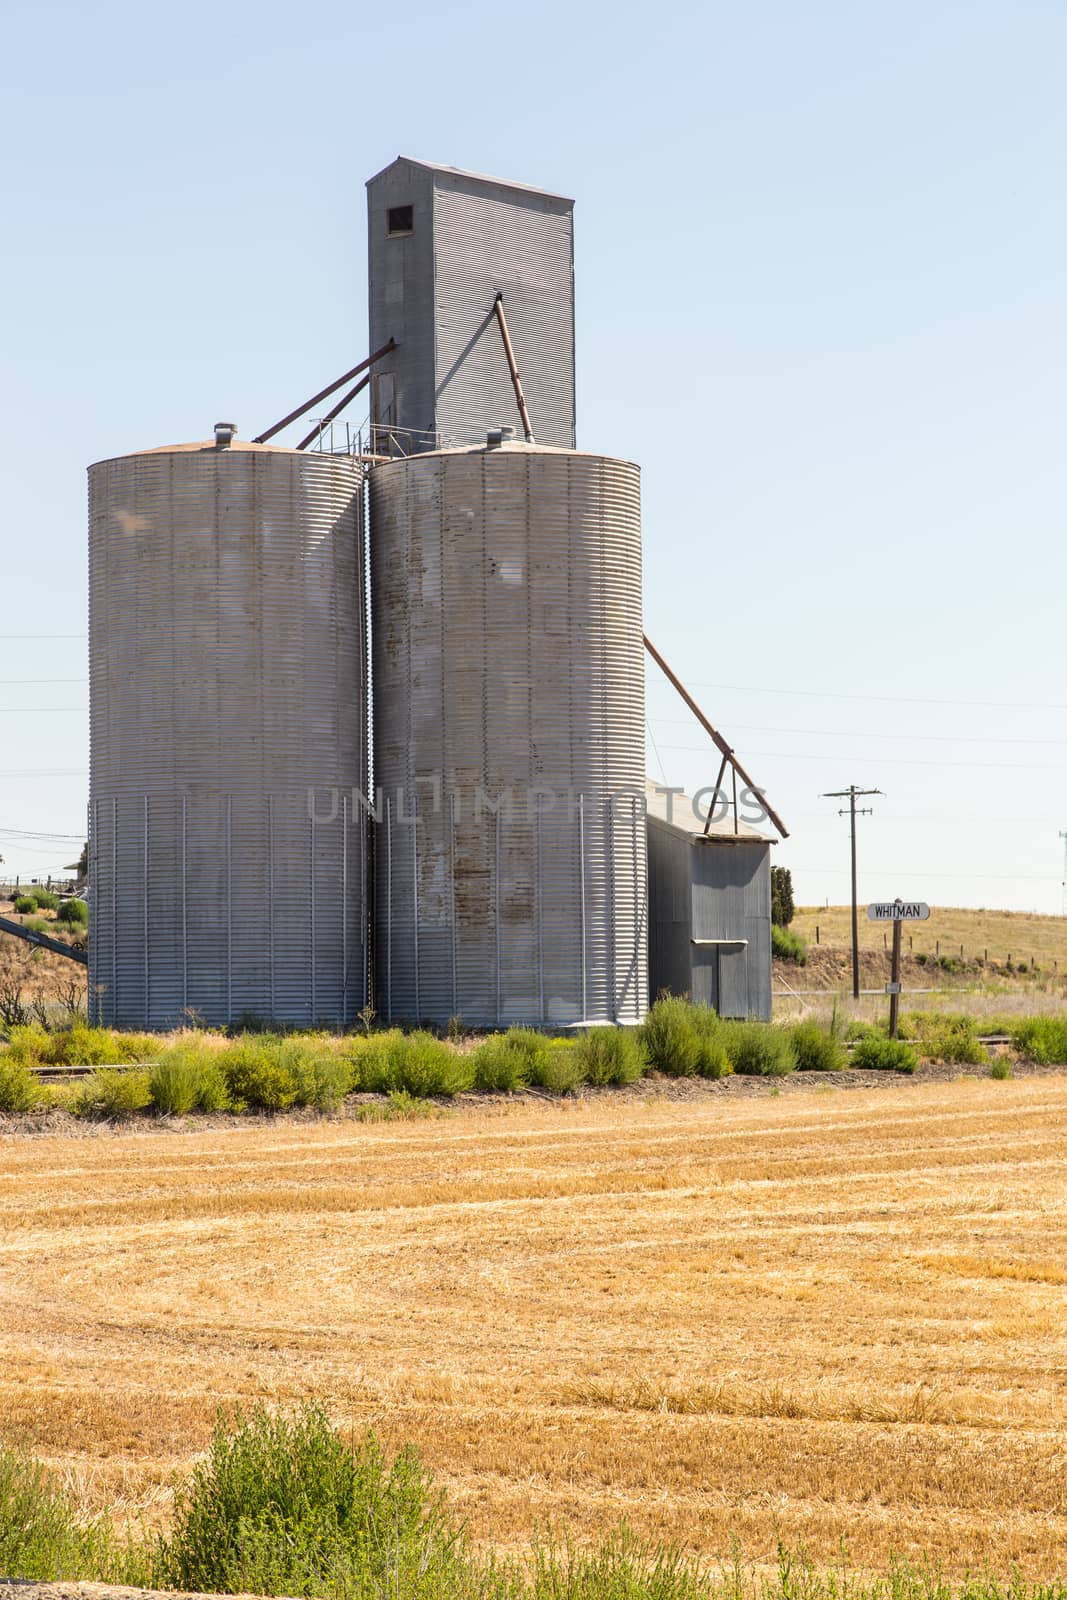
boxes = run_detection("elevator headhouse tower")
[367,157,575,453]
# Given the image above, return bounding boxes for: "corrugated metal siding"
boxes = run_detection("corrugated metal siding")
[367,161,438,447]
[646,825,773,1020]
[366,160,574,452]
[646,818,693,1000]
[370,444,644,1026]
[88,445,368,1029]
[432,175,574,448]
[691,841,772,1020]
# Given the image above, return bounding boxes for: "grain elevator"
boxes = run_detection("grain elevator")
[87,156,778,1033]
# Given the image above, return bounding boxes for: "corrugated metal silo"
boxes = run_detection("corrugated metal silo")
[88,439,367,1030]
[370,440,646,1026]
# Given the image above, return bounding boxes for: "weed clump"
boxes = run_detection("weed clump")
[355,1031,474,1098]
[471,1031,535,1092]
[790,1020,846,1072]
[0,1056,42,1113]
[899,1012,987,1065]
[851,1035,919,1073]
[157,1405,467,1600]
[0,1439,136,1581]
[1012,1016,1067,1065]
[529,1041,586,1093]
[573,1026,644,1086]
[72,1068,152,1119]
[720,1020,796,1076]
[640,997,732,1079]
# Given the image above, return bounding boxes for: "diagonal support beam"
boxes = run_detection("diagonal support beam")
[492,295,535,442]
[643,632,790,839]
[253,339,396,444]
[295,373,372,452]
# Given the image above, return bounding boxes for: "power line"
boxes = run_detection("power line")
[681,679,1067,714]
[651,717,1067,748]
[0,826,84,840]
[653,741,1067,772]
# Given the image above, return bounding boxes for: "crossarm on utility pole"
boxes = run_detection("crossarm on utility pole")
[643,633,790,839]
[492,295,535,442]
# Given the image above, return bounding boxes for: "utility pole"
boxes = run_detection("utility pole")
[1060,831,1067,917]
[822,785,882,999]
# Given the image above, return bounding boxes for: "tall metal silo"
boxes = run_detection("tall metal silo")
[370,439,646,1027]
[88,437,367,1030]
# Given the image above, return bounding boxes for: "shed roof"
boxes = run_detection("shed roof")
[367,155,573,205]
[644,780,776,844]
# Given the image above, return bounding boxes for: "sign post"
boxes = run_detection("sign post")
[867,899,931,1038]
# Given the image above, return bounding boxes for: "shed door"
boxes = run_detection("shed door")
[716,942,748,1019]
[691,941,748,1019]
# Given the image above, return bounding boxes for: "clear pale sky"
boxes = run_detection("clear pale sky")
[1,0,1064,912]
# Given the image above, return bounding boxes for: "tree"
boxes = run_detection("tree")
[771,865,795,927]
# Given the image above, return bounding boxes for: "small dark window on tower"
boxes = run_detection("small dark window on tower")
[387,205,413,236]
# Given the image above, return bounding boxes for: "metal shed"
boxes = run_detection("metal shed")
[366,157,575,452]
[646,784,774,1021]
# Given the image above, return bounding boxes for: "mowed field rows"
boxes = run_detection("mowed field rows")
[2,1082,1067,1574]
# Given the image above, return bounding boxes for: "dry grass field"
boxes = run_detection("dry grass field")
[792,904,1067,970]
[2,1081,1067,1577]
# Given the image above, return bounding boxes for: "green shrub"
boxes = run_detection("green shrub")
[851,1035,919,1073]
[56,897,88,925]
[790,1021,847,1072]
[720,1020,796,1076]
[286,1045,352,1111]
[72,1068,152,1118]
[0,1056,42,1113]
[990,1058,1013,1080]
[471,1033,531,1092]
[0,1438,136,1581]
[897,1012,986,1065]
[223,1038,298,1111]
[771,924,807,964]
[356,1032,474,1098]
[1012,1016,1067,1065]
[23,916,51,936]
[641,996,701,1076]
[28,889,59,912]
[356,1090,442,1122]
[13,895,36,915]
[149,1049,230,1115]
[693,1029,733,1078]
[528,1041,586,1094]
[573,1026,644,1086]
[156,1405,468,1600]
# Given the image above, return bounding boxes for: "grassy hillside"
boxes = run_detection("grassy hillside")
[792,903,1067,972]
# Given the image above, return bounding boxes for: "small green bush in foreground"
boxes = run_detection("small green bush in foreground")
[158,1405,467,1600]
[720,1020,796,1076]
[851,1035,919,1073]
[0,1439,141,1582]
[0,1057,42,1114]
[1012,1016,1067,1065]
[790,1021,846,1072]
[471,1031,534,1092]
[72,1068,152,1119]
[990,1058,1013,1080]
[898,1012,987,1065]
[149,1048,231,1115]
[356,1031,474,1097]
[28,888,59,912]
[640,997,731,1079]
[529,1041,586,1093]
[574,1026,644,1086]
[12,895,36,915]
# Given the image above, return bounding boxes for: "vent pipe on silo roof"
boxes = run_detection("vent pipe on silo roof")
[214,421,237,449]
